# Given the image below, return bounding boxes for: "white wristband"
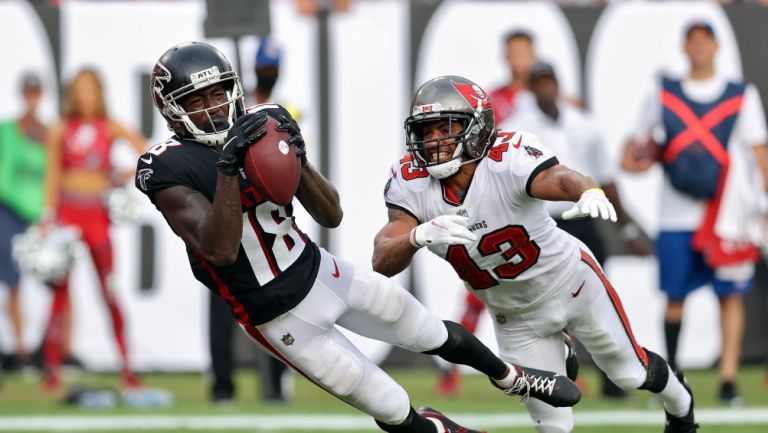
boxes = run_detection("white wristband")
[409,227,423,249]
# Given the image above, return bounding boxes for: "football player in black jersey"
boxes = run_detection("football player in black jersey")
[135,42,580,433]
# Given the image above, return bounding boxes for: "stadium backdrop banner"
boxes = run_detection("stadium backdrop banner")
[0,0,765,371]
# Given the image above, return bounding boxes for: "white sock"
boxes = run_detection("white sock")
[659,366,692,417]
[492,362,519,388]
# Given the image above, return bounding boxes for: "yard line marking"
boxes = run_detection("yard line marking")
[0,409,767,430]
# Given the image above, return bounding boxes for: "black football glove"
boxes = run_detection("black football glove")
[275,114,306,166]
[261,107,306,166]
[215,112,268,176]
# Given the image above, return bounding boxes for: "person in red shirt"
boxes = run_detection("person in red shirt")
[488,30,537,125]
[42,68,147,391]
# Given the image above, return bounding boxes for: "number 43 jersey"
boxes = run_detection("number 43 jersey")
[135,135,319,326]
[385,131,581,313]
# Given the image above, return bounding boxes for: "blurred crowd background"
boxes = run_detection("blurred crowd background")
[1,0,767,407]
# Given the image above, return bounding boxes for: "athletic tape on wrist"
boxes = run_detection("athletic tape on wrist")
[409,228,423,249]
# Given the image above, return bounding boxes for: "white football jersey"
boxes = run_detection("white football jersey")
[385,131,581,313]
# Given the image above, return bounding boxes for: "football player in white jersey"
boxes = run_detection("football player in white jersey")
[373,76,698,433]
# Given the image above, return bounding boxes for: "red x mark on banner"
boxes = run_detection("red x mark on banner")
[661,90,743,165]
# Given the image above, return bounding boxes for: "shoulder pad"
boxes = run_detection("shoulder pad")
[390,154,431,191]
[141,138,183,162]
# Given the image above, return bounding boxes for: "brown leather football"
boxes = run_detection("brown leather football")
[243,115,301,206]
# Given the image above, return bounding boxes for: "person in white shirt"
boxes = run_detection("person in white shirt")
[622,20,768,405]
[375,75,698,433]
[503,62,652,398]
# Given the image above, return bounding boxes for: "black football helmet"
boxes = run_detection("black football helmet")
[405,75,496,179]
[151,41,245,146]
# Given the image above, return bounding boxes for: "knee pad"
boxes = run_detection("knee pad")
[294,336,363,396]
[527,400,574,433]
[348,271,405,323]
[394,298,447,352]
[598,351,650,391]
[609,374,646,391]
[359,368,410,424]
[639,348,670,393]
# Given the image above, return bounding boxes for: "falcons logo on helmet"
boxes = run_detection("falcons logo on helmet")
[152,62,171,91]
[151,63,171,104]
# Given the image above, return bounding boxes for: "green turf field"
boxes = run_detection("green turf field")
[1,366,766,432]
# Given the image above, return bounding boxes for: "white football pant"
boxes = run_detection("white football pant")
[240,248,448,424]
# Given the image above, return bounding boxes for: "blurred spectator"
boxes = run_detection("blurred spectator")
[488,29,537,125]
[252,36,301,120]
[252,35,282,105]
[622,21,768,405]
[503,62,653,398]
[296,0,351,15]
[208,36,295,405]
[0,73,47,372]
[42,68,146,391]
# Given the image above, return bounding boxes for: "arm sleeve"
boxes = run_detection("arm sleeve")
[739,84,768,147]
[628,86,663,142]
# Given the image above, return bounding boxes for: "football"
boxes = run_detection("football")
[242,115,301,206]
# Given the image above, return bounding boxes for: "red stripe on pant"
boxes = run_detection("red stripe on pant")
[241,323,355,406]
[241,324,409,421]
[203,259,371,415]
[579,250,648,367]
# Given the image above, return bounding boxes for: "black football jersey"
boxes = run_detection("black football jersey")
[135,135,319,325]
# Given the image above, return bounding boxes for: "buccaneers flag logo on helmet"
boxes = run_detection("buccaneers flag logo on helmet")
[453,83,491,111]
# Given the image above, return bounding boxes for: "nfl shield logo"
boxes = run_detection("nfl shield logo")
[495,314,507,325]
[281,333,295,346]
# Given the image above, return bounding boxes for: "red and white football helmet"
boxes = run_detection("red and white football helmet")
[404,75,496,179]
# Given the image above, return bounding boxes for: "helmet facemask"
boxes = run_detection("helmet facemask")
[155,68,244,146]
[405,112,488,179]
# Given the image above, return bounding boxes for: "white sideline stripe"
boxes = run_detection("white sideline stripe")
[0,409,767,430]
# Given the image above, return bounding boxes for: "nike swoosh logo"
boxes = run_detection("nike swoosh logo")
[331,258,340,278]
[140,155,153,164]
[571,281,585,298]
[512,133,523,148]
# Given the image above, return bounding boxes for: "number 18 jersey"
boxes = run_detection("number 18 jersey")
[135,133,319,326]
[384,131,580,313]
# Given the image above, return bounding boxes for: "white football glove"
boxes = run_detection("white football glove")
[561,188,617,222]
[410,215,477,248]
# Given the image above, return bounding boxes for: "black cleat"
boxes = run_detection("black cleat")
[417,406,486,433]
[664,372,699,433]
[718,381,744,407]
[491,364,581,407]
